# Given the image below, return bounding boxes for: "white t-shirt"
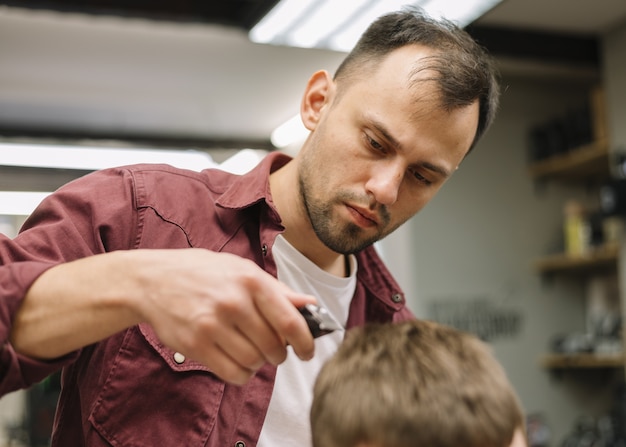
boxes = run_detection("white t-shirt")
[256,235,356,447]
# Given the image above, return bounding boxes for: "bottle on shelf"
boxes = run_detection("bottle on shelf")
[563,200,591,256]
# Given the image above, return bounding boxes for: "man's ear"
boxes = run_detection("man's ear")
[300,70,334,131]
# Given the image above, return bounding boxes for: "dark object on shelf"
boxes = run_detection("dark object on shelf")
[588,211,607,247]
[614,383,626,443]
[560,415,601,447]
[600,178,626,216]
[551,332,594,354]
[527,103,594,163]
[560,414,626,447]
[529,119,569,161]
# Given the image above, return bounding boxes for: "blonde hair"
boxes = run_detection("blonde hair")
[310,320,524,447]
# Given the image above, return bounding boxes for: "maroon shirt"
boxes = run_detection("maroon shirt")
[0,152,414,447]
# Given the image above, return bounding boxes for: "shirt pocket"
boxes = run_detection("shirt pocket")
[89,324,225,447]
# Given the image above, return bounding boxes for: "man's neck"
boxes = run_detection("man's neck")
[269,162,346,277]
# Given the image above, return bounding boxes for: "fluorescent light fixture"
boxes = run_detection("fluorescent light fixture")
[250,0,503,52]
[271,114,309,149]
[249,0,318,44]
[425,0,502,25]
[328,0,411,52]
[286,0,358,49]
[0,142,217,172]
[218,149,267,175]
[0,191,52,216]
[0,144,267,216]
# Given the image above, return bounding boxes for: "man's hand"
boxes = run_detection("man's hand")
[131,249,317,385]
[10,248,317,386]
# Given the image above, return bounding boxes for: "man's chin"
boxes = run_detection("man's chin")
[320,232,380,255]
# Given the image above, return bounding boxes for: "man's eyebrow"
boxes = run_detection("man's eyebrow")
[420,161,451,178]
[370,119,452,178]
[371,119,402,151]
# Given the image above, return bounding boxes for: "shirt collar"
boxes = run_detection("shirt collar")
[215,151,291,213]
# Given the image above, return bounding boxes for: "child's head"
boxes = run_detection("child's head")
[310,319,526,447]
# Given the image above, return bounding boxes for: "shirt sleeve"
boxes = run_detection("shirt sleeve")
[0,167,139,395]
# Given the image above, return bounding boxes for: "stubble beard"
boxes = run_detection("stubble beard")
[297,173,388,255]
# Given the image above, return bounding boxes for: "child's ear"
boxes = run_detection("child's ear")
[300,70,335,131]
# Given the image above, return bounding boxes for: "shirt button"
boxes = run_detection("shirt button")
[262,244,268,256]
[173,352,186,364]
[235,441,245,447]
[391,293,403,303]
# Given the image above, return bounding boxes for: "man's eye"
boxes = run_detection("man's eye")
[367,135,385,153]
[411,170,432,185]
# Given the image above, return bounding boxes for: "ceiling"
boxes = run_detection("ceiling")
[1,0,281,29]
[1,0,626,150]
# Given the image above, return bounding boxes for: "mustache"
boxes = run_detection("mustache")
[337,191,391,226]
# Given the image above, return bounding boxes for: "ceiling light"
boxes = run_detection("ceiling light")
[0,191,52,216]
[250,0,503,52]
[218,148,268,175]
[0,142,216,216]
[0,142,216,172]
[327,0,411,52]
[271,114,309,149]
[0,144,268,216]
[425,0,503,25]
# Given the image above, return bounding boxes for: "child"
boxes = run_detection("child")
[311,319,527,447]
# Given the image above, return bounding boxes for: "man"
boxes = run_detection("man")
[311,319,527,447]
[0,6,499,447]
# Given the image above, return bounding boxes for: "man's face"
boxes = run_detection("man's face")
[297,45,479,255]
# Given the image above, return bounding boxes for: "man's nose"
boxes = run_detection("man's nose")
[365,162,403,206]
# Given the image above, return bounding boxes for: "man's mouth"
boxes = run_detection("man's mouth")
[346,204,380,228]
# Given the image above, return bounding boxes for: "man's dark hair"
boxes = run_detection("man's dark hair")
[334,6,500,152]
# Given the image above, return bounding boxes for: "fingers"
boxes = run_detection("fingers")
[250,281,317,363]
[135,249,320,385]
[199,341,258,386]
[218,300,287,366]
[219,283,317,365]
[185,299,313,385]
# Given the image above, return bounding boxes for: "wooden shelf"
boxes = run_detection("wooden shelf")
[541,352,624,369]
[527,140,610,182]
[534,244,619,274]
